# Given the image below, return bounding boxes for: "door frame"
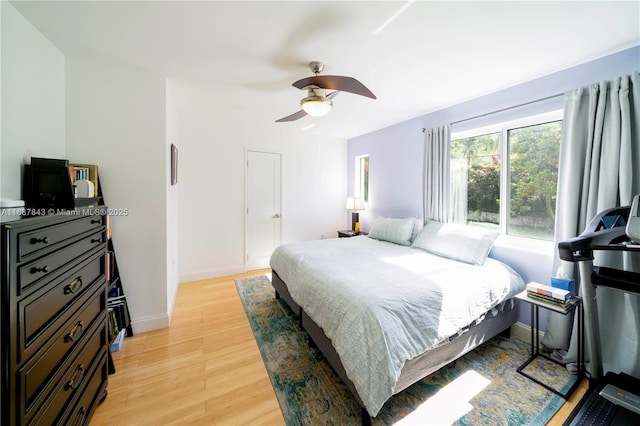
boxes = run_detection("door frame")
[244,148,283,269]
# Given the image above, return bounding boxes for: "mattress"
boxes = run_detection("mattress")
[270,235,525,416]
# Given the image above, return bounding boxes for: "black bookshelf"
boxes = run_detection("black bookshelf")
[106,236,133,339]
[99,182,134,350]
[97,177,133,375]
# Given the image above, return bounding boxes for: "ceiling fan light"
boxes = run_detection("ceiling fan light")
[301,95,332,117]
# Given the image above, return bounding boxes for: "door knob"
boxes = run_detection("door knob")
[272,213,281,218]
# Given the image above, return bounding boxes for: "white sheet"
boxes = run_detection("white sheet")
[269,236,525,416]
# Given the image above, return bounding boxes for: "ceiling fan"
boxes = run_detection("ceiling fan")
[276,61,376,122]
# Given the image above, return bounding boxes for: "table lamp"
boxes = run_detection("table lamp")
[346,197,365,234]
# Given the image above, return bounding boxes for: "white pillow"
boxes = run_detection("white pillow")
[368,217,415,246]
[411,221,499,265]
[411,218,424,242]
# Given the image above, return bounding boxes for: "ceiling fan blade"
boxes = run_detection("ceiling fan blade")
[292,75,376,99]
[276,109,308,122]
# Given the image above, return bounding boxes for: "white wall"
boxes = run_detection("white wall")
[170,80,347,282]
[1,2,65,200]
[65,52,170,334]
[3,0,348,331]
[2,1,177,334]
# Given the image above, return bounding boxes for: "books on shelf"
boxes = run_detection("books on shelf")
[108,296,130,342]
[526,282,571,305]
[108,285,120,299]
[69,163,99,197]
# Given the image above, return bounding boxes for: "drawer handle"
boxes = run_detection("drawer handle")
[31,236,49,244]
[91,219,102,224]
[73,407,87,426]
[31,265,50,274]
[67,363,85,390]
[72,407,86,426]
[65,320,85,343]
[91,238,102,243]
[64,277,83,294]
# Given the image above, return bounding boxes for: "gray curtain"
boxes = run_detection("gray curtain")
[542,71,640,378]
[423,124,451,222]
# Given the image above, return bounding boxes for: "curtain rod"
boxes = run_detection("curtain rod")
[422,92,564,132]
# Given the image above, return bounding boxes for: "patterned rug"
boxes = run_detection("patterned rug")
[236,274,576,425]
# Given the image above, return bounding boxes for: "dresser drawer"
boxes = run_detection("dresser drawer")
[18,251,104,360]
[19,285,105,411]
[18,230,105,295]
[18,215,104,261]
[58,352,108,426]
[20,319,106,426]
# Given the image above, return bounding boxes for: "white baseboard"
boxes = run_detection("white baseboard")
[179,264,247,283]
[511,320,544,344]
[130,313,170,334]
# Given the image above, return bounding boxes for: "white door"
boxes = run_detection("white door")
[246,151,282,270]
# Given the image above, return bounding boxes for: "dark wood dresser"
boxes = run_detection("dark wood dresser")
[1,210,109,425]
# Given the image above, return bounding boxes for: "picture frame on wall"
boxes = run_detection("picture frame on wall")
[171,144,178,185]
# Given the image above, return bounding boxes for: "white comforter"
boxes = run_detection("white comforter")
[269,236,525,416]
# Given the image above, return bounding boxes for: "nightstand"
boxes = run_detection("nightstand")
[338,230,359,238]
[515,290,583,399]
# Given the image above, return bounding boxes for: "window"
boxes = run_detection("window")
[450,112,562,241]
[507,121,562,239]
[355,155,369,202]
[451,133,501,227]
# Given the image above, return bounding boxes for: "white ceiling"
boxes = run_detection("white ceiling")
[11,0,640,139]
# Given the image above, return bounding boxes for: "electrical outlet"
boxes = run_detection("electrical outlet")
[320,234,326,239]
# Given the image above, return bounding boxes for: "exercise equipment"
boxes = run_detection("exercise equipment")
[558,204,640,425]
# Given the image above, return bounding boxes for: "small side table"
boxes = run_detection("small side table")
[515,290,583,399]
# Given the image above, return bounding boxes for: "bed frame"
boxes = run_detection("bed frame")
[271,270,518,423]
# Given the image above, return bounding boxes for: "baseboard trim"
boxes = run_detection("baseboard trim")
[179,265,247,283]
[511,320,544,344]
[131,314,170,334]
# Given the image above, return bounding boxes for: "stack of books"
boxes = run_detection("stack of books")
[107,295,130,351]
[526,282,571,306]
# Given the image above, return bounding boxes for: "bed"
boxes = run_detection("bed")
[269,218,525,420]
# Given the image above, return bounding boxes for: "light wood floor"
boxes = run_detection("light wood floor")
[90,269,284,425]
[91,269,587,425]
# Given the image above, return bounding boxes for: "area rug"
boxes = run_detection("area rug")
[236,274,576,425]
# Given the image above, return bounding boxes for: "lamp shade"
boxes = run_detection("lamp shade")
[346,196,365,211]
[301,96,332,117]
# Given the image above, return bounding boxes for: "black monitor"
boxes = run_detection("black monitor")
[23,163,75,211]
